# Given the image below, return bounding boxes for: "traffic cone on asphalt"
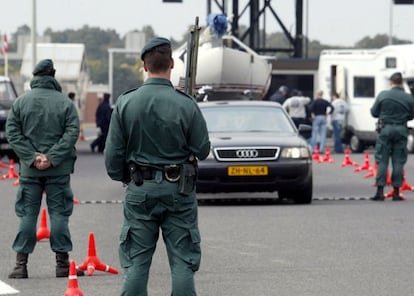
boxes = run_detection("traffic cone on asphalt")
[64,260,84,296]
[77,232,119,276]
[354,153,371,172]
[341,148,358,167]
[312,145,323,162]
[364,161,378,179]
[386,169,392,186]
[36,208,50,241]
[321,146,334,163]
[1,159,19,179]
[385,188,406,200]
[78,124,85,142]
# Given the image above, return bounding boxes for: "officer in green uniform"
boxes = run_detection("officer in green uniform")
[370,72,414,201]
[104,37,210,296]
[6,59,83,278]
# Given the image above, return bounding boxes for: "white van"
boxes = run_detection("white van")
[317,44,414,152]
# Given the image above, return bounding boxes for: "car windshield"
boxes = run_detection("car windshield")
[201,105,295,133]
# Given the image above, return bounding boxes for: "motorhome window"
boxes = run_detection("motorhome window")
[353,77,375,98]
[385,57,397,68]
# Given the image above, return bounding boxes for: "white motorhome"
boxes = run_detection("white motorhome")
[318,44,414,152]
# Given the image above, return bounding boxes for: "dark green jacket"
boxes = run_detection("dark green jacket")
[6,76,79,177]
[371,86,414,124]
[105,78,211,182]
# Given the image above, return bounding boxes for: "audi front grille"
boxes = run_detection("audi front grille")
[213,146,280,161]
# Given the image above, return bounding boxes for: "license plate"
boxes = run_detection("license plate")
[227,166,268,176]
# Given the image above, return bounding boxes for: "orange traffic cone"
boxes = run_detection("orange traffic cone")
[1,159,19,179]
[354,153,371,172]
[36,208,50,241]
[321,146,334,163]
[385,188,406,200]
[312,145,323,162]
[13,177,19,186]
[77,232,119,276]
[364,161,378,179]
[64,260,84,296]
[386,169,392,186]
[78,126,85,142]
[341,148,358,167]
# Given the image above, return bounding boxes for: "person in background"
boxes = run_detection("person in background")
[330,92,349,153]
[309,90,334,153]
[104,37,210,296]
[90,92,112,153]
[370,72,414,201]
[282,89,311,128]
[68,92,75,101]
[6,59,84,279]
[269,85,290,105]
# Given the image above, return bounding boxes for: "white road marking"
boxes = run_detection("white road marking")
[0,280,19,294]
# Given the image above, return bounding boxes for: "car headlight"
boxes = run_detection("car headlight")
[280,147,310,158]
[205,149,215,159]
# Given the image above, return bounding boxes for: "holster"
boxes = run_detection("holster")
[128,163,143,186]
[375,119,384,133]
[177,163,197,195]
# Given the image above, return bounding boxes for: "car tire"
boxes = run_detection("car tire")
[350,135,364,153]
[279,177,313,204]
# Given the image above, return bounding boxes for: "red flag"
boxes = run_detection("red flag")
[3,35,9,52]
[0,34,9,55]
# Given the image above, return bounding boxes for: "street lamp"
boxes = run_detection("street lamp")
[32,0,37,70]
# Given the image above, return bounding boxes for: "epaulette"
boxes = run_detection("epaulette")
[175,88,196,101]
[121,87,139,96]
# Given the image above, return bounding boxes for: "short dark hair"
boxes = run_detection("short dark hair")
[144,44,172,73]
[68,92,75,100]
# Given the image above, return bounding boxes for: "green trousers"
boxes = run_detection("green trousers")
[374,124,408,187]
[12,175,74,254]
[119,173,201,296]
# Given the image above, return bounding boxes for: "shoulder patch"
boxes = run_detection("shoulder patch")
[175,88,195,101]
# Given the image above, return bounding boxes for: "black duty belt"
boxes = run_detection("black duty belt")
[140,165,181,182]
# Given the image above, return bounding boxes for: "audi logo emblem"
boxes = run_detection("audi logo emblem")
[236,149,259,158]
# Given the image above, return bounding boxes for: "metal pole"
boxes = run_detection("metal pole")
[389,0,393,45]
[32,0,37,70]
[108,49,113,104]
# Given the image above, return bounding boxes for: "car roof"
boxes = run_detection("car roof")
[198,100,283,108]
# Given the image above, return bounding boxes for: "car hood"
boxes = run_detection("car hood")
[208,131,308,147]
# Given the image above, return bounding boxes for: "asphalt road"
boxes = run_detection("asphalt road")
[1,138,414,295]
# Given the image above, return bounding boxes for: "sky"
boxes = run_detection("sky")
[2,0,414,47]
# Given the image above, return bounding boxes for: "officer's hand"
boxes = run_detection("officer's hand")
[34,153,51,170]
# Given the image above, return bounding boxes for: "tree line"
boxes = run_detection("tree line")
[1,24,412,98]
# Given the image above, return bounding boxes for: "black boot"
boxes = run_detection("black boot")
[8,253,28,279]
[392,187,404,201]
[55,252,84,277]
[371,186,384,201]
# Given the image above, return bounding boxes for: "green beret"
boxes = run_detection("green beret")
[390,72,403,83]
[33,59,55,76]
[141,37,171,60]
